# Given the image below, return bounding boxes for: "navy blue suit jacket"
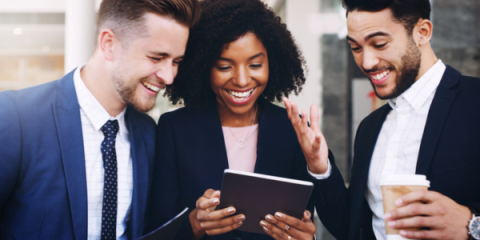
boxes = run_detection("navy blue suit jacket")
[0,70,156,240]
[148,99,316,240]
[313,66,480,240]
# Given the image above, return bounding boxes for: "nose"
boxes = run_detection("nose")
[362,48,380,71]
[231,65,250,88]
[155,61,176,86]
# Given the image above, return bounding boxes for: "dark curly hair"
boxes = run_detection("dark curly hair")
[164,0,307,108]
[343,0,430,34]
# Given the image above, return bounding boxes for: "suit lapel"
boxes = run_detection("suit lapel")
[125,108,149,239]
[52,70,88,240]
[352,105,391,190]
[199,104,230,172]
[253,100,280,176]
[416,66,460,175]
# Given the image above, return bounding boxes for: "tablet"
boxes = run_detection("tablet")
[217,169,313,235]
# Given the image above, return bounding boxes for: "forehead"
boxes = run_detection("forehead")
[221,32,266,57]
[347,8,405,42]
[133,13,189,54]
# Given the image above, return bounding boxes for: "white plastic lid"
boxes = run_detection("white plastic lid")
[380,174,430,187]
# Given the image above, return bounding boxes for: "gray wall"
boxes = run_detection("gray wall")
[432,0,480,78]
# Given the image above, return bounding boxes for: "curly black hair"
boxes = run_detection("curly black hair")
[165,0,307,108]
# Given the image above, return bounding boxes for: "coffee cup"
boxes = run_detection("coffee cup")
[380,174,430,240]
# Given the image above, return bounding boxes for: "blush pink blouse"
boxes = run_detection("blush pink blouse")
[221,124,259,173]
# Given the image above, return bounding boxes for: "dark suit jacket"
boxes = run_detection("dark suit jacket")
[148,99,315,240]
[313,66,480,240]
[0,70,156,240]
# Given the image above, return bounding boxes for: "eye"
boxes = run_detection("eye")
[374,43,387,48]
[351,47,362,52]
[216,66,231,71]
[250,64,262,68]
[150,57,162,62]
[173,59,183,65]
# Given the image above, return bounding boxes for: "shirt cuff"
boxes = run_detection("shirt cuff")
[307,159,332,180]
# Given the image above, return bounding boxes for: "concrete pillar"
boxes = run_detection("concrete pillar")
[64,0,96,74]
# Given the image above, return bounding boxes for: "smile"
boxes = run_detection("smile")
[227,88,256,104]
[371,70,391,80]
[370,70,391,85]
[141,81,160,92]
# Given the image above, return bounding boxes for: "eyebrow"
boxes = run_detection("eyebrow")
[148,51,170,57]
[148,51,184,60]
[218,52,265,62]
[346,31,391,44]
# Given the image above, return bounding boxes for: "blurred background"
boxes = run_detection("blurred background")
[1,0,479,238]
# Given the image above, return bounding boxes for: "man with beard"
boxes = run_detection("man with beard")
[0,0,199,239]
[280,0,480,239]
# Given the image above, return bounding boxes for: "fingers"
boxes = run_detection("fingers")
[200,214,245,232]
[302,210,312,221]
[290,101,302,129]
[309,104,320,132]
[203,189,217,198]
[196,194,219,210]
[398,229,450,240]
[203,219,244,236]
[387,215,440,229]
[197,206,238,221]
[262,211,315,240]
[395,190,438,207]
[276,212,313,231]
[283,97,292,120]
[261,217,297,240]
[196,190,222,210]
[386,202,440,221]
[311,133,321,153]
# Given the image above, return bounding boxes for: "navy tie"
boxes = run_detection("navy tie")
[100,120,119,240]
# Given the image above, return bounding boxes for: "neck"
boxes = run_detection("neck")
[217,102,259,127]
[81,50,126,117]
[416,43,439,81]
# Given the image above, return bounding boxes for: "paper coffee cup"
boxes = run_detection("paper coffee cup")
[380,175,430,240]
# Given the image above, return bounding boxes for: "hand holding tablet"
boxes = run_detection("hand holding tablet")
[189,189,244,239]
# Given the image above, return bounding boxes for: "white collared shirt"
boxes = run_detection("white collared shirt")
[73,66,133,240]
[310,60,446,240]
[368,60,446,239]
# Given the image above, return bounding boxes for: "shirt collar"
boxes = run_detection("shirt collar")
[73,66,129,138]
[388,60,446,111]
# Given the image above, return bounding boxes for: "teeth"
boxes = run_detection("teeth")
[228,89,254,100]
[142,81,160,92]
[372,70,390,80]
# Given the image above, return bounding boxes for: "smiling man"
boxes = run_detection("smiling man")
[283,0,480,239]
[0,0,199,239]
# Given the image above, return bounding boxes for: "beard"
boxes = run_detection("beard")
[112,70,156,113]
[368,38,421,100]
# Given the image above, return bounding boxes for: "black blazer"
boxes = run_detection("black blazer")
[312,66,480,240]
[147,99,315,240]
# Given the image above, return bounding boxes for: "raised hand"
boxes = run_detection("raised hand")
[385,190,471,239]
[261,210,317,240]
[283,97,329,174]
[189,189,245,240]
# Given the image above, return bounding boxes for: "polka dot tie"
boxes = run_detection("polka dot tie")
[100,120,119,240]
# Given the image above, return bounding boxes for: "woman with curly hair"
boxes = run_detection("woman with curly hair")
[148,0,321,239]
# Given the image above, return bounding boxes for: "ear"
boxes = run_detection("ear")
[98,29,117,62]
[414,19,433,46]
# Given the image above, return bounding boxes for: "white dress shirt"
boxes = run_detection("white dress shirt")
[310,60,446,240]
[73,67,134,240]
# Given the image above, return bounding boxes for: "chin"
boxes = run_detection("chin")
[128,99,156,113]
